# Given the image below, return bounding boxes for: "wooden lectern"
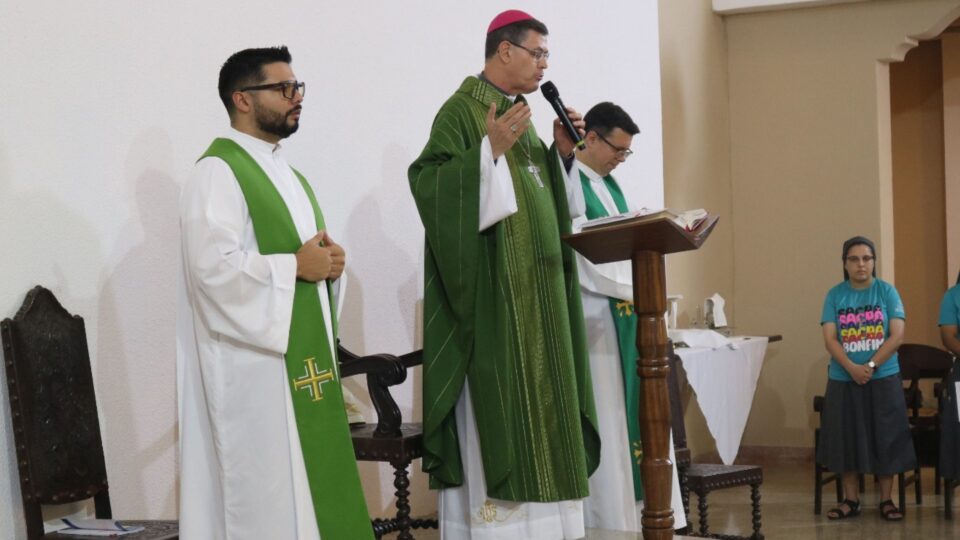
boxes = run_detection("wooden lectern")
[563,214,719,540]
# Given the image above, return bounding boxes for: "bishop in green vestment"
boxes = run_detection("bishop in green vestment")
[407,11,600,513]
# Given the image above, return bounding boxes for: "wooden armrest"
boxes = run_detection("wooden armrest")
[337,342,421,438]
[339,350,405,382]
[398,349,423,369]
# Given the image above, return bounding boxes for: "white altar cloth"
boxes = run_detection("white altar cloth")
[674,336,769,464]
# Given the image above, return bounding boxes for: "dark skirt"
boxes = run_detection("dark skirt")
[817,374,917,475]
[941,361,960,480]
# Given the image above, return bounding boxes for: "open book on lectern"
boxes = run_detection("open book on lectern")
[580,208,708,232]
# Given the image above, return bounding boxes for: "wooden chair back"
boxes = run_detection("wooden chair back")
[666,344,690,468]
[899,343,954,419]
[1,286,111,540]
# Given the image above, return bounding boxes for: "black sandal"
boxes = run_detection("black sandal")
[826,499,861,520]
[879,499,904,521]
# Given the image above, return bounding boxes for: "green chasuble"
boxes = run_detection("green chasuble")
[579,170,644,501]
[408,76,600,502]
[201,139,374,540]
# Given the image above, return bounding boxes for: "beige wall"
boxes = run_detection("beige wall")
[723,0,960,449]
[891,40,948,348]
[659,0,737,456]
[943,33,960,288]
[659,0,960,457]
[660,0,735,325]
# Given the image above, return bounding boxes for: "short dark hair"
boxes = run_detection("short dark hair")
[841,236,877,281]
[218,46,292,116]
[485,19,548,59]
[584,102,640,137]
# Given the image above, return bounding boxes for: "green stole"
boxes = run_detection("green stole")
[201,139,374,540]
[409,76,599,502]
[579,169,644,501]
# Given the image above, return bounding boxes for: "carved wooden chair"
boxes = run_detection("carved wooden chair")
[812,395,844,515]
[666,342,693,533]
[668,347,763,540]
[338,343,438,539]
[899,343,954,500]
[1,286,178,540]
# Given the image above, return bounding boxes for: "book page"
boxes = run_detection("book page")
[581,208,707,231]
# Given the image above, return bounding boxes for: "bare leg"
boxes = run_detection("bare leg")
[877,475,903,519]
[827,472,862,518]
[878,474,893,501]
[842,472,860,504]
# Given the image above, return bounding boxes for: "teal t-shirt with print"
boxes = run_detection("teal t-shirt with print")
[821,279,905,381]
[939,285,960,337]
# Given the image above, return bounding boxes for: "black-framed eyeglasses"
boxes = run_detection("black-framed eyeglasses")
[594,131,634,159]
[238,80,305,100]
[507,41,550,62]
[845,255,875,264]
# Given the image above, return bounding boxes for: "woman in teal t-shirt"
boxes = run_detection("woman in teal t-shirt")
[816,236,915,521]
[939,270,960,357]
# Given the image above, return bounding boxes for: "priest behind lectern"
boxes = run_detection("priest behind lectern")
[568,102,688,532]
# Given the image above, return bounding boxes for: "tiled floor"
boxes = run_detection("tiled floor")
[388,464,960,539]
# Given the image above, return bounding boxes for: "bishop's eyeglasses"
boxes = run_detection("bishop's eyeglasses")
[508,41,550,62]
[239,80,306,100]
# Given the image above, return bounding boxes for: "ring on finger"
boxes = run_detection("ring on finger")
[510,124,517,132]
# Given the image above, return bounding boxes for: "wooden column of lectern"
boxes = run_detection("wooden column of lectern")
[563,214,719,540]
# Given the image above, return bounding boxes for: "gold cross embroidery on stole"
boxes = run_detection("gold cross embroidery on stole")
[293,357,335,402]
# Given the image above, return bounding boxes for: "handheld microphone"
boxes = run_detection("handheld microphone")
[540,81,584,149]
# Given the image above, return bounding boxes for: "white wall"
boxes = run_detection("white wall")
[0,1,663,537]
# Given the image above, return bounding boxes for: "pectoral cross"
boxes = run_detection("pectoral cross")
[527,164,544,188]
[293,357,335,402]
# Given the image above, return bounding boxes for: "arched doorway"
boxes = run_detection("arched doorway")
[885,11,960,346]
